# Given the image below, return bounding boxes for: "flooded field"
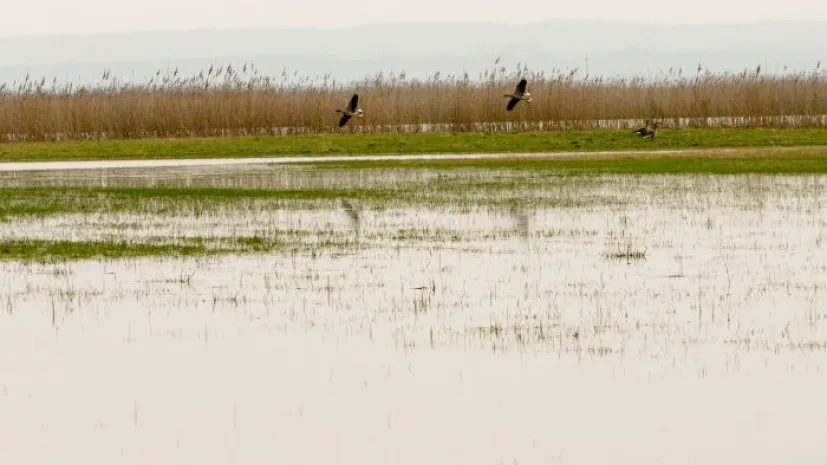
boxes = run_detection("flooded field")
[1,163,827,464]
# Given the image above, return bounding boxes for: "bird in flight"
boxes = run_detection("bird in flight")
[504,78,533,111]
[336,93,364,127]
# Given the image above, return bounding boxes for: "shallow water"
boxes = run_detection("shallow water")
[1,167,826,464]
[1,150,624,172]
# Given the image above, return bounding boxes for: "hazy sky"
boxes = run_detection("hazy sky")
[4,0,827,36]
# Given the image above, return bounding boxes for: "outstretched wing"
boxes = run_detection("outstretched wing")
[506,97,520,111]
[338,113,352,127]
[515,78,527,95]
[347,93,359,112]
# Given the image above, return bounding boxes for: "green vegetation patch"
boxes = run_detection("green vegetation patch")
[0,240,210,262]
[0,175,605,218]
[0,235,296,262]
[0,186,399,217]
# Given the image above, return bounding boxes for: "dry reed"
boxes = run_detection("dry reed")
[2,61,827,142]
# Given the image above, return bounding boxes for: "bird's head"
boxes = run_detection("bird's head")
[356,109,364,117]
[523,92,533,101]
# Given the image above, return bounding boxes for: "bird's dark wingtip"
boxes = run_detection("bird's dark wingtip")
[516,78,528,94]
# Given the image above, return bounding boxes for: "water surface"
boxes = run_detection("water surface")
[1,166,826,465]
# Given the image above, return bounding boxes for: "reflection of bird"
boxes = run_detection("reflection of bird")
[504,78,532,111]
[634,121,659,139]
[340,199,361,234]
[509,206,530,240]
[335,93,364,127]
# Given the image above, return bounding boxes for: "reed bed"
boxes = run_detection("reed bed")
[2,61,827,142]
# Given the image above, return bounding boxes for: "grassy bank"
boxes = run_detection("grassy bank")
[3,128,827,162]
[305,147,827,174]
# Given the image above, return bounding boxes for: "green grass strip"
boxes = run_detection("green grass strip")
[3,128,827,162]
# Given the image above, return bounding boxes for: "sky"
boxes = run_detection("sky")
[3,0,827,36]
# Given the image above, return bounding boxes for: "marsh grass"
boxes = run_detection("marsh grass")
[0,239,210,262]
[603,247,649,262]
[0,234,355,262]
[3,62,827,142]
[0,176,616,218]
[0,187,397,217]
[1,168,825,270]
[0,173,608,261]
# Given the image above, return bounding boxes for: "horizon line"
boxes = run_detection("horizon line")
[3,18,827,40]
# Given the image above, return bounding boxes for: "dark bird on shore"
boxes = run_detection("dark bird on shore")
[336,93,364,127]
[634,121,659,139]
[504,78,532,111]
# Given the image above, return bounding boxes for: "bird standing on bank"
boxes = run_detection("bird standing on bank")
[504,78,532,111]
[634,121,659,139]
[336,93,364,127]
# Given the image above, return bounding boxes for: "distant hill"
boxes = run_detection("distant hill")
[2,20,826,86]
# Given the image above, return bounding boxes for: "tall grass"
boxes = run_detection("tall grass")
[2,61,827,142]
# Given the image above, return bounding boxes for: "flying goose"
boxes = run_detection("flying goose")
[504,78,532,111]
[336,93,364,127]
[634,121,659,139]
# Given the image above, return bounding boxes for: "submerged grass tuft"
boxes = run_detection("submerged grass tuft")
[0,240,210,262]
[603,247,648,262]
